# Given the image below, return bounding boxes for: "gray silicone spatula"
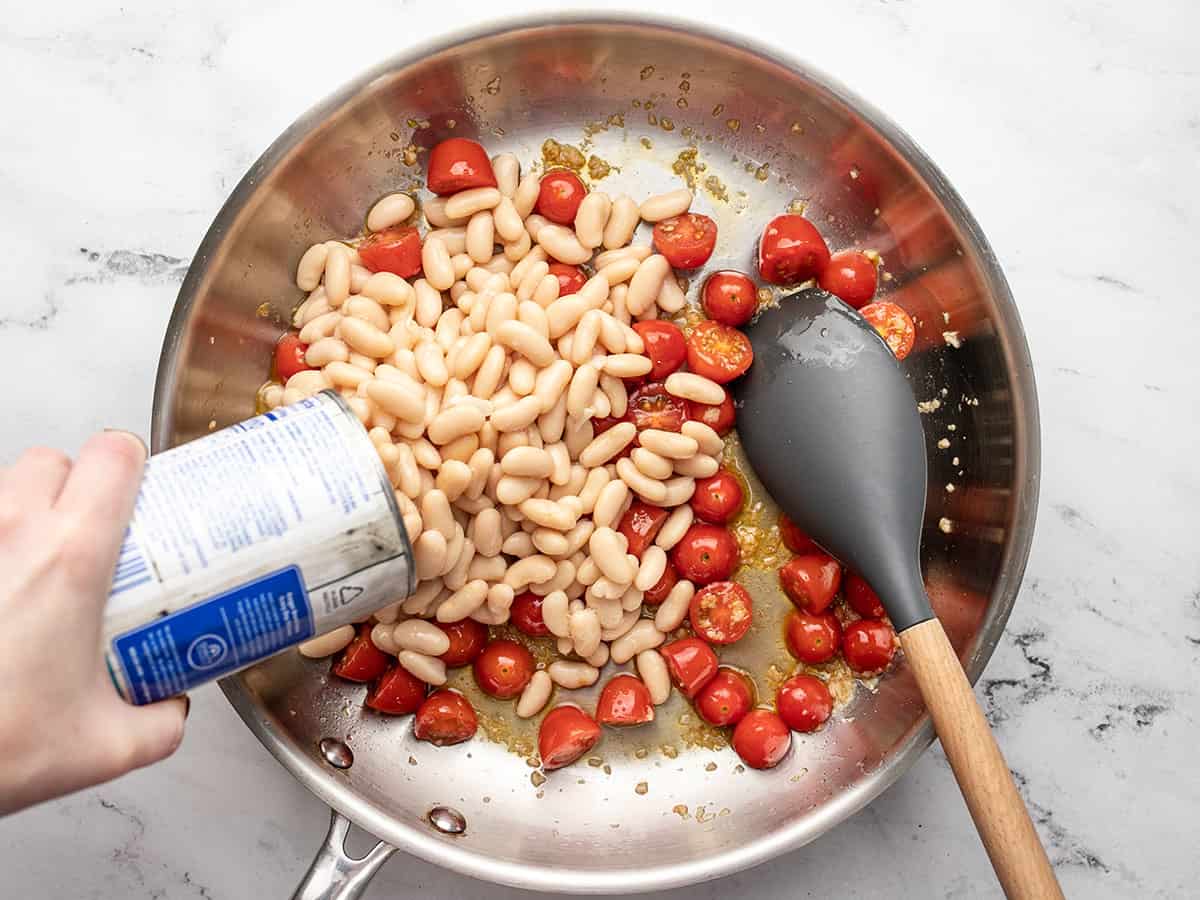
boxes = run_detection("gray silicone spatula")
[733,288,1062,900]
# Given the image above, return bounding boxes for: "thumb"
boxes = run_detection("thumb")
[99,693,189,775]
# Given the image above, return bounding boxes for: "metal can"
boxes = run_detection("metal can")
[104,391,414,704]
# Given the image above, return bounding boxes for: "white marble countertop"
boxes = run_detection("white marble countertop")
[1,1,1196,897]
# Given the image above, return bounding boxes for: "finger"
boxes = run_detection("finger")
[0,447,74,509]
[96,693,189,778]
[55,431,146,576]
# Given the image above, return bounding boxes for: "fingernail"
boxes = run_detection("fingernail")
[104,428,149,457]
[182,694,191,719]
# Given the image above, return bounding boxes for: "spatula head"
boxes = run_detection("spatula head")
[732,288,931,631]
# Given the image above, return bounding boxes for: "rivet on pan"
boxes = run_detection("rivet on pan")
[319,737,354,769]
[427,806,467,835]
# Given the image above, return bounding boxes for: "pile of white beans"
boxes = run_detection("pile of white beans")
[275,154,729,720]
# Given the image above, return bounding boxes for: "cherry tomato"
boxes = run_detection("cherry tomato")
[536,169,587,224]
[652,213,717,269]
[818,250,877,308]
[642,561,679,605]
[779,552,842,614]
[274,333,311,382]
[689,580,753,644]
[785,611,843,665]
[413,690,478,746]
[860,301,916,361]
[617,502,670,557]
[671,524,739,586]
[757,214,831,285]
[632,321,687,380]
[437,618,488,667]
[778,512,818,554]
[427,138,497,196]
[660,637,719,699]
[733,709,792,769]
[702,271,758,327]
[844,573,886,619]
[690,469,744,524]
[776,674,833,733]
[695,668,754,727]
[510,591,551,637]
[842,619,896,674]
[358,226,423,278]
[591,413,629,435]
[685,320,754,384]
[687,391,736,436]
[596,674,655,727]
[364,664,427,715]
[548,262,586,296]
[473,639,534,699]
[628,382,688,432]
[331,625,390,683]
[538,705,602,770]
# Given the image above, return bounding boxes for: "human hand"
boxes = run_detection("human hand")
[0,432,187,815]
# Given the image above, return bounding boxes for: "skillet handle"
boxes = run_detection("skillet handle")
[898,618,1063,900]
[291,809,396,900]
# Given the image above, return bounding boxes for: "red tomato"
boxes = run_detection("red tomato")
[595,674,655,727]
[331,625,390,683]
[690,469,744,524]
[842,619,896,674]
[274,333,311,382]
[510,591,551,637]
[660,637,719,699]
[632,321,687,380]
[473,639,534,699]
[702,271,758,327]
[778,512,818,554]
[671,524,739,586]
[860,301,916,361]
[757,214,831,285]
[685,320,754,384]
[536,169,587,224]
[695,668,754,727]
[364,665,427,715]
[785,611,843,665]
[413,690,478,746]
[437,619,488,667]
[628,382,688,432]
[733,709,792,769]
[617,502,670,557]
[687,392,736,436]
[818,250,878,308]
[642,561,679,605]
[591,414,629,435]
[776,674,833,733]
[689,581,753,644]
[779,553,842,614]
[358,226,423,278]
[427,138,497,196]
[538,705,602,770]
[844,573,886,619]
[652,213,717,268]
[548,262,586,296]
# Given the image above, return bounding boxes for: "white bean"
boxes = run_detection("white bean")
[574,192,611,249]
[519,498,577,531]
[340,315,395,359]
[516,671,553,718]
[536,224,591,265]
[465,211,495,264]
[610,619,665,664]
[367,192,416,232]
[297,624,355,659]
[639,429,700,460]
[639,188,692,222]
[491,395,543,433]
[296,243,329,292]
[654,579,695,631]
[548,660,599,690]
[517,299,550,339]
[495,475,542,506]
[657,273,686,313]
[680,420,724,457]
[592,479,629,530]
[513,172,541,217]
[436,579,489,622]
[594,245,653,269]
[397,650,446,686]
[445,186,502,219]
[635,546,668,591]
[602,353,652,379]
[492,196,525,242]
[504,555,557,590]
[414,279,444,328]
[422,237,455,291]
[589,527,637,584]
[325,361,372,389]
[636,650,671,705]
[393,620,451,656]
[493,320,556,367]
[533,273,560,307]
[569,608,602,658]
[426,404,484,445]
[673,454,720,478]
[299,310,342,344]
[370,623,400,654]
[414,530,448,580]
[436,459,472,501]
[666,372,725,405]
[516,261,550,302]
[306,337,349,367]
[616,457,667,503]
[602,194,640,249]
[366,378,424,423]
[661,476,695,506]
[323,244,351,307]
[500,446,553,478]
[424,196,468,227]
[626,254,670,316]
[598,254,640,287]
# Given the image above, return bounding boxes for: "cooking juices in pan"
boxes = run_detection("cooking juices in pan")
[261,137,910,772]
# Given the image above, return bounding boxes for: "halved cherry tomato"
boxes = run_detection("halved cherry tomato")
[842,619,896,674]
[776,674,833,733]
[427,138,497,196]
[437,618,488,667]
[758,214,831,285]
[413,690,478,746]
[779,553,842,614]
[652,213,717,269]
[695,668,754,727]
[591,414,629,435]
[595,674,655,727]
[844,573,886,619]
[860,301,916,361]
[818,250,877,308]
[685,320,753,384]
[642,561,679,605]
[632,321,687,380]
[733,709,792,769]
[618,502,670,557]
[358,226,423,278]
[660,637,719,699]
[331,625,390,683]
[628,382,688,432]
[702,271,758,327]
[364,664,427,715]
[687,391,736,436]
[778,512,818,554]
[538,705,601,770]
[785,611,842,664]
[274,333,311,382]
[689,580,753,644]
[536,169,587,224]
[548,262,587,296]
[690,469,744,524]
[510,591,551,637]
[672,524,739,586]
[473,639,534,699]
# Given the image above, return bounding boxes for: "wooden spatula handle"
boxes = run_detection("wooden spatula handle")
[898,618,1063,900]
